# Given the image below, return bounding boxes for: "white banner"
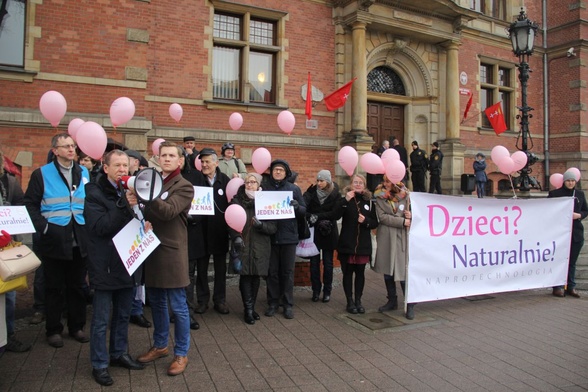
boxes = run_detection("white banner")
[0,206,36,234]
[254,191,295,220]
[407,194,573,303]
[113,219,160,276]
[189,186,214,215]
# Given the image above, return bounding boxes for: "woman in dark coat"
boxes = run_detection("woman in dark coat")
[229,173,277,324]
[473,153,487,198]
[336,174,378,314]
[303,169,340,303]
[548,170,588,298]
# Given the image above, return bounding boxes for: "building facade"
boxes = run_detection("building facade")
[0,0,585,195]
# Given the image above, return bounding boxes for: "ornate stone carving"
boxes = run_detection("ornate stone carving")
[453,16,468,33]
[358,0,376,11]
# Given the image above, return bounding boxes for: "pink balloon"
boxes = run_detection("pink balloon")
[194,156,202,171]
[151,138,165,156]
[338,146,358,176]
[550,173,564,189]
[169,103,183,123]
[39,91,67,127]
[385,160,406,184]
[110,97,135,127]
[225,204,247,233]
[229,112,243,131]
[567,167,581,182]
[381,148,400,163]
[498,157,515,175]
[511,151,528,172]
[360,153,385,174]
[226,178,244,202]
[68,118,85,141]
[491,145,510,163]
[252,148,271,174]
[277,110,295,135]
[76,121,107,160]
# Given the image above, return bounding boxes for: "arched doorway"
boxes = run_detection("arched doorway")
[366,66,406,154]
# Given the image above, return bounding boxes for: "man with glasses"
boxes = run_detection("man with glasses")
[24,133,90,348]
[261,159,306,319]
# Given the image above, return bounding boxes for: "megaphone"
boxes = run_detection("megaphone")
[118,168,164,202]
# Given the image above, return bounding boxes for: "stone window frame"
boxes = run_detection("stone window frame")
[478,56,516,132]
[0,0,39,82]
[208,0,287,108]
[469,0,508,21]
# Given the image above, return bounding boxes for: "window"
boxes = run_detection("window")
[0,0,26,67]
[367,66,406,95]
[470,0,506,20]
[212,11,278,104]
[480,62,515,129]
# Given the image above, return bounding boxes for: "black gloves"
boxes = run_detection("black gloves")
[290,199,299,211]
[252,217,263,228]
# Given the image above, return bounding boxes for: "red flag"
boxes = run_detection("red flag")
[484,102,508,135]
[324,78,356,111]
[305,72,312,120]
[462,92,473,121]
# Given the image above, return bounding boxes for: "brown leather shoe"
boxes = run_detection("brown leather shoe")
[167,355,188,376]
[566,289,581,298]
[552,288,565,297]
[137,346,169,363]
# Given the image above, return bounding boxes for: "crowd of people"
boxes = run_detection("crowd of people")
[1,134,585,387]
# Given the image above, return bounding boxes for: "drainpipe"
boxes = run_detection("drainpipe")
[542,0,550,190]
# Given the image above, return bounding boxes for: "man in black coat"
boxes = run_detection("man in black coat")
[428,142,444,194]
[261,159,307,319]
[409,140,428,192]
[391,137,409,183]
[24,133,90,348]
[193,148,231,315]
[84,150,146,386]
[548,171,588,298]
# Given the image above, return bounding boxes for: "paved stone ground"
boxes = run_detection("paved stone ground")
[1,268,587,392]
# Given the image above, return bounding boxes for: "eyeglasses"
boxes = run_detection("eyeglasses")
[273,168,285,172]
[245,181,258,185]
[352,181,364,185]
[55,144,77,150]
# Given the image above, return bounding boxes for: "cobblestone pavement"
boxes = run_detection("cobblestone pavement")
[1,269,587,391]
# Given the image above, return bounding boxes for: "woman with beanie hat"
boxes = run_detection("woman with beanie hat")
[229,173,277,324]
[303,170,340,303]
[548,170,588,298]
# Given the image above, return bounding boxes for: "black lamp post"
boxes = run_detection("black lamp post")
[508,8,540,191]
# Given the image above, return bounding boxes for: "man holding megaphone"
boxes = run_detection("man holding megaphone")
[135,141,194,377]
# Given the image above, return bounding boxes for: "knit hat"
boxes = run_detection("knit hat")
[317,169,332,183]
[432,142,439,148]
[246,172,262,185]
[563,171,576,182]
[411,140,419,147]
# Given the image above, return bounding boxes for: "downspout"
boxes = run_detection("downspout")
[542,0,549,189]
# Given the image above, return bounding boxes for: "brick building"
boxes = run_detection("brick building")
[0,0,585,195]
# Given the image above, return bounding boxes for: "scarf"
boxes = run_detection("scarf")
[163,167,181,184]
[245,189,256,199]
[317,187,329,205]
[374,187,405,213]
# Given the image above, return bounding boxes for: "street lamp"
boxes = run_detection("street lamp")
[508,8,540,191]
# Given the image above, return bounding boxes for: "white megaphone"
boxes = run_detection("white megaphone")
[118,168,164,202]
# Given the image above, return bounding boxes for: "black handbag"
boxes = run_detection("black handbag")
[297,216,311,240]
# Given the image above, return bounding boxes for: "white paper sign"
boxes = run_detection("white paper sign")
[113,219,161,276]
[254,191,295,220]
[189,186,214,215]
[407,194,573,303]
[0,206,36,234]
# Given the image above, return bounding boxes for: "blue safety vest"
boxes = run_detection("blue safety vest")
[40,163,88,226]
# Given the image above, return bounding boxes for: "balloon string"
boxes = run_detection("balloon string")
[509,175,517,199]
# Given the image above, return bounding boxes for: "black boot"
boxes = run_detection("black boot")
[355,296,365,314]
[251,276,261,320]
[346,297,358,314]
[406,303,416,320]
[240,277,255,325]
[378,278,398,312]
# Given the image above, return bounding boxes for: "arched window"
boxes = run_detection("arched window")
[367,66,406,95]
